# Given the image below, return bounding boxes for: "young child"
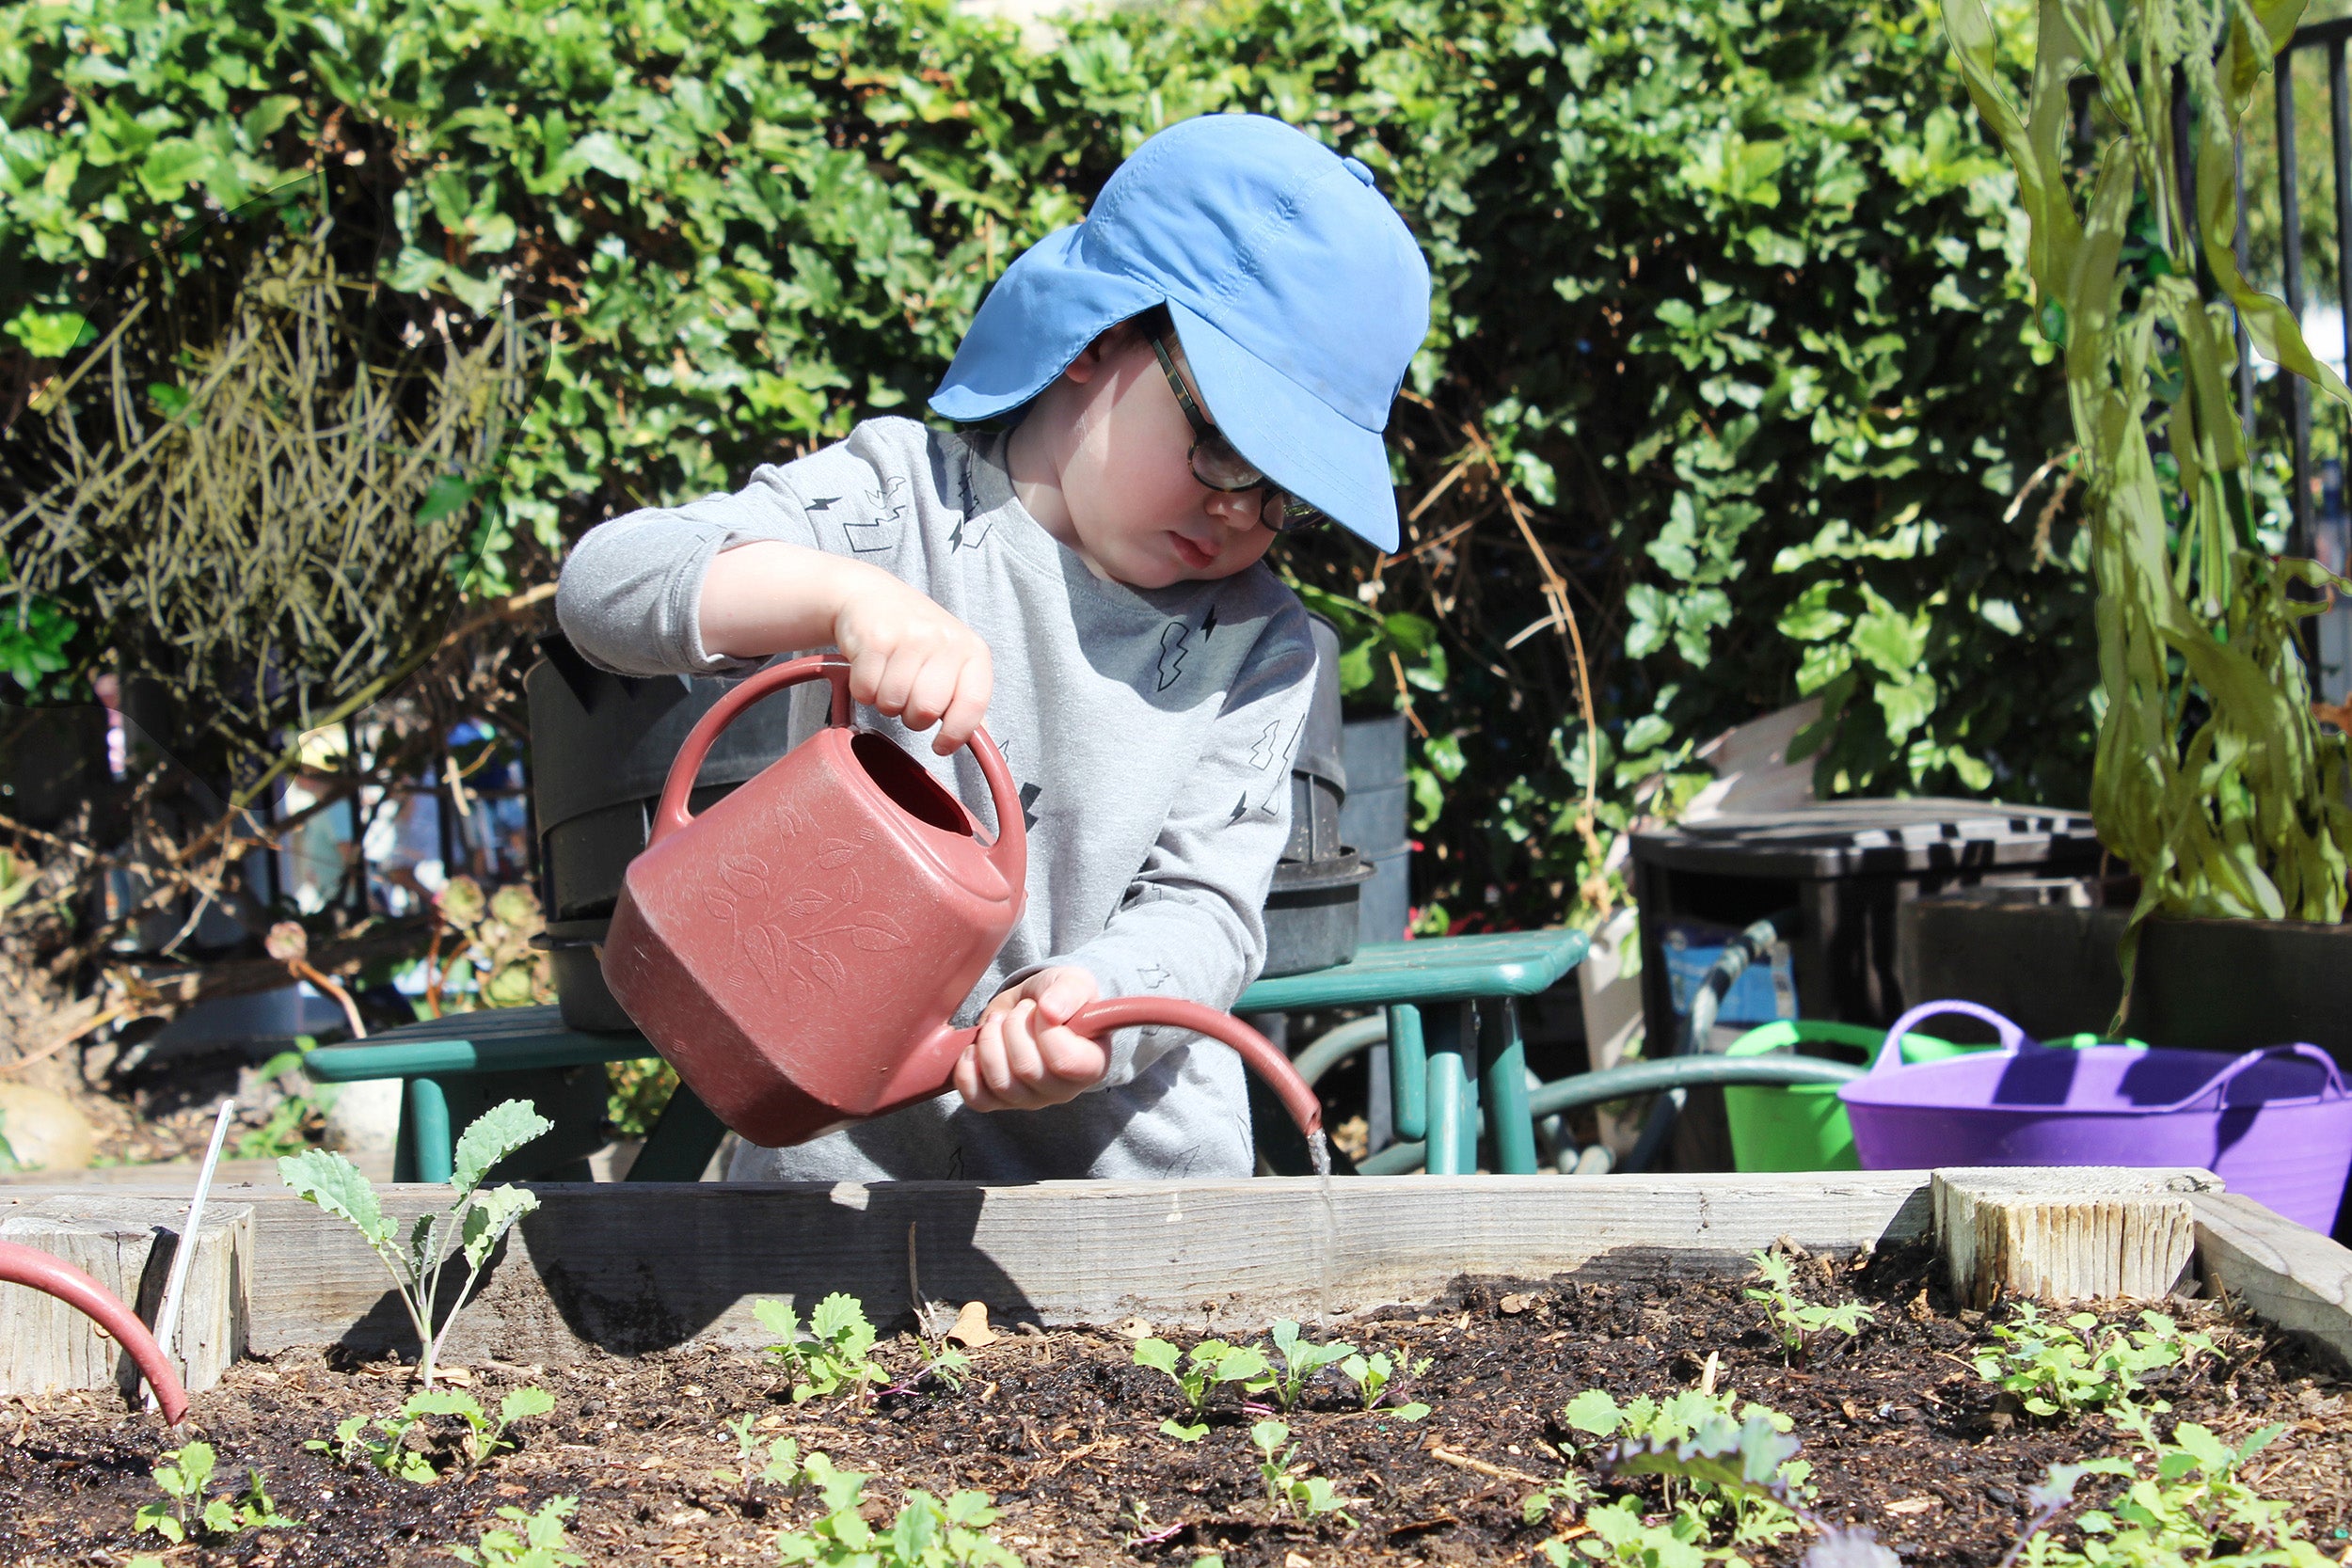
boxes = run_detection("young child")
[556,113,1430,1181]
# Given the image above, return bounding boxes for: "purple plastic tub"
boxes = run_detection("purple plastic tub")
[1839,1001,2352,1234]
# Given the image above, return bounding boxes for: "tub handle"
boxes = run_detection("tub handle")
[2150,1042,2348,1114]
[1871,1001,2033,1075]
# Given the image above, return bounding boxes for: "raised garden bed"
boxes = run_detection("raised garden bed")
[1,1172,2347,1566]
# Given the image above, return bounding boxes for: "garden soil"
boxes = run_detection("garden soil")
[4,1243,2347,1566]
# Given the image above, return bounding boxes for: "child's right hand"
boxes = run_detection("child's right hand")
[832,570,994,755]
[701,543,993,753]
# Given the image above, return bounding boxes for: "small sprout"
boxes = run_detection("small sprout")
[1972,1305,2211,1420]
[135,1444,298,1544]
[1744,1249,1876,1362]
[1133,1337,1268,1414]
[309,1386,551,1481]
[756,1293,885,1403]
[1159,1418,1209,1443]
[1256,1319,1357,1412]
[278,1098,550,1388]
[1341,1349,1431,1419]
[446,1494,583,1567]
[770,1452,1021,1566]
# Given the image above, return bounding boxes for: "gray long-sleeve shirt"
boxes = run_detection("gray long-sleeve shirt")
[555,417,1315,1180]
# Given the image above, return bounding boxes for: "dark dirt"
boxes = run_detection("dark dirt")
[5,1245,2348,1567]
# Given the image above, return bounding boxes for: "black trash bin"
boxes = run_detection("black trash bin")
[1629,798,2105,1063]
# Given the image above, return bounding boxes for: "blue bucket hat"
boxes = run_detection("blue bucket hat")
[930,114,1431,552]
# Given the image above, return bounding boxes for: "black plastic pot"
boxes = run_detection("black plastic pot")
[1340,713,1410,945]
[1262,612,1363,975]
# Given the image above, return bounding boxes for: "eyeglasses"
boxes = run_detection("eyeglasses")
[1148,333,1330,535]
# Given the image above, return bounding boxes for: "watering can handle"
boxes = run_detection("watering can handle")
[649,655,852,847]
[2148,1042,2349,1114]
[646,656,1029,891]
[1870,1001,2033,1074]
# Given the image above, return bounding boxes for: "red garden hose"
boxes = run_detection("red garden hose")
[0,1238,189,1422]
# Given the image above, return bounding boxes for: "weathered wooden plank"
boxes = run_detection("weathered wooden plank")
[1934,1168,2215,1308]
[8,1172,1941,1362]
[2193,1192,2352,1370]
[0,1196,253,1397]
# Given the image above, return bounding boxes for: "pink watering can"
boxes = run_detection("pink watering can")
[601,655,1325,1153]
[0,1240,189,1421]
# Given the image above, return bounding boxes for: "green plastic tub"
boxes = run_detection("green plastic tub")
[1723,1020,1965,1172]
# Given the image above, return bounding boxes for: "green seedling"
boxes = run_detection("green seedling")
[414,1386,557,1469]
[1255,1319,1357,1412]
[715,1427,814,1506]
[278,1098,550,1388]
[2005,1411,2331,1568]
[771,1449,1020,1566]
[135,1442,298,1544]
[1338,1350,1432,1420]
[446,1494,584,1568]
[1973,1305,2211,1420]
[1244,1418,1357,1526]
[1133,1337,1269,1414]
[1565,1386,1812,1546]
[1744,1250,1876,1361]
[1555,1497,1711,1568]
[309,1386,552,1481]
[755,1292,886,1403]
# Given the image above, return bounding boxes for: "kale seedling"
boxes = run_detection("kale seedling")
[1565,1386,1812,1545]
[1134,1337,1271,1437]
[1745,1249,1876,1361]
[1247,1418,1357,1526]
[278,1098,550,1388]
[1339,1350,1431,1420]
[135,1442,297,1544]
[446,1494,584,1568]
[771,1448,1021,1566]
[1988,1410,2327,1568]
[756,1292,886,1403]
[1555,1497,1711,1568]
[1973,1305,2211,1420]
[1254,1319,1357,1412]
[309,1386,552,1481]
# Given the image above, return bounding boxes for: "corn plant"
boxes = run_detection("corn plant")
[278,1099,549,1388]
[1944,0,2352,1012]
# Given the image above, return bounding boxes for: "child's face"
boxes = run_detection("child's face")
[1019,327,1279,591]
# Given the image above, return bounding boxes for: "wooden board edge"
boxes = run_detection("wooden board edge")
[2190,1192,2352,1371]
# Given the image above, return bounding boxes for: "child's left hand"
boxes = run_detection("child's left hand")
[954,967,1108,1112]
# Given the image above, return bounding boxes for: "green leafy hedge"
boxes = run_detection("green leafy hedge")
[1,0,2090,924]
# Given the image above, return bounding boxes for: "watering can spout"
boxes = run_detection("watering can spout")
[0,1239,190,1422]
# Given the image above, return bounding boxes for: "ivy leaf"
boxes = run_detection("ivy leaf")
[7,309,92,358]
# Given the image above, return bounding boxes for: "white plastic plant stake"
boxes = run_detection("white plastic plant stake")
[145,1100,233,1412]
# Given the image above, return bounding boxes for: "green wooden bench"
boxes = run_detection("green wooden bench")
[303,929,1590,1180]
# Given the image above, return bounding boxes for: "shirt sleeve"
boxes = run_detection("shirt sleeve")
[1005,599,1319,1090]
[552,467,821,679]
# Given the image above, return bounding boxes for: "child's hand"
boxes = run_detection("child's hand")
[833,571,993,755]
[954,967,1107,1113]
